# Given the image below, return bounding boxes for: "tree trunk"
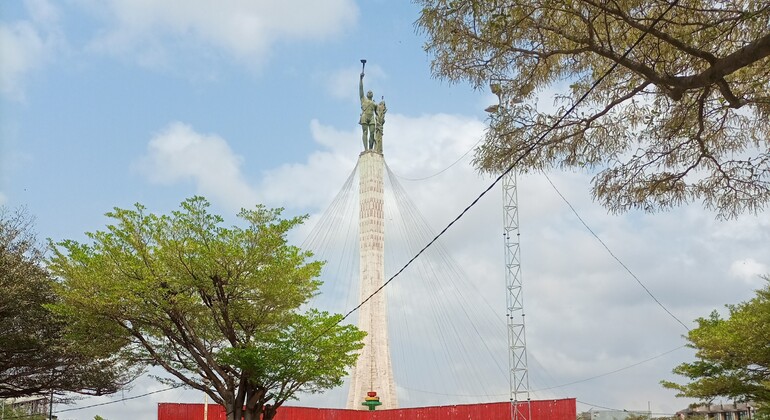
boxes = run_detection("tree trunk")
[237,382,267,420]
[225,403,234,420]
[243,402,264,420]
[221,391,236,420]
[228,389,245,420]
[225,401,240,420]
[263,404,278,420]
[226,401,261,420]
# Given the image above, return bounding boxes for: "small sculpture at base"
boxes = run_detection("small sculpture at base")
[362,391,382,411]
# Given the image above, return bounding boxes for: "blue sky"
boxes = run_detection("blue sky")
[2,1,769,419]
[0,0,477,240]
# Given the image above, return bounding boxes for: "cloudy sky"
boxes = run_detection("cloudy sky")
[2,1,769,419]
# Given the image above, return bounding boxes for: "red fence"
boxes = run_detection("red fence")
[158,399,575,420]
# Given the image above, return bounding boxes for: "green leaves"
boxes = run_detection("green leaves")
[663,278,770,404]
[48,197,364,420]
[218,310,365,402]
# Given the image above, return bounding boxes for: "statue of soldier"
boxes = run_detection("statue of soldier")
[374,99,387,153]
[359,73,376,150]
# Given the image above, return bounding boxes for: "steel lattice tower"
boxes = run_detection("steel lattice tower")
[503,171,531,420]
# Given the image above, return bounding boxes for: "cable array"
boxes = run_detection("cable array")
[301,162,361,313]
[384,163,510,403]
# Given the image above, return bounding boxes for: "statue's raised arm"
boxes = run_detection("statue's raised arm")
[359,72,365,101]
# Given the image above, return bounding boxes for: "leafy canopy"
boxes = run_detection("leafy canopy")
[0,207,128,399]
[417,0,770,218]
[49,197,365,420]
[662,278,770,405]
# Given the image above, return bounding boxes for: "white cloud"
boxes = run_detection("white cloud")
[135,122,259,211]
[0,192,6,206]
[25,0,60,27]
[0,0,62,99]
[729,258,769,285]
[0,25,43,98]
[83,0,358,68]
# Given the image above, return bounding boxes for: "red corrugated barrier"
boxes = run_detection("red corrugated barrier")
[158,399,576,420]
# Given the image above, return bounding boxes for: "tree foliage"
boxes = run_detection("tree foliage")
[417,0,770,218]
[0,404,46,420]
[662,278,770,404]
[48,197,365,420]
[0,207,128,399]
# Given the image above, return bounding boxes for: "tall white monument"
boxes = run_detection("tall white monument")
[346,151,397,410]
[346,63,396,410]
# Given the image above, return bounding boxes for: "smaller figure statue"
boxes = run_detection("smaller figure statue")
[359,73,376,150]
[374,98,387,153]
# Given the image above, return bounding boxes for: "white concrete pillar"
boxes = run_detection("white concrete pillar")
[346,150,397,410]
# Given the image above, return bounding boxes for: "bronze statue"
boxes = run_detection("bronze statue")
[359,72,376,150]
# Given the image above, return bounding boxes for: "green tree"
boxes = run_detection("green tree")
[0,207,128,398]
[416,0,770,219]
[0,404,46,420]
[48,197,365,420]
[662,278,770,404]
